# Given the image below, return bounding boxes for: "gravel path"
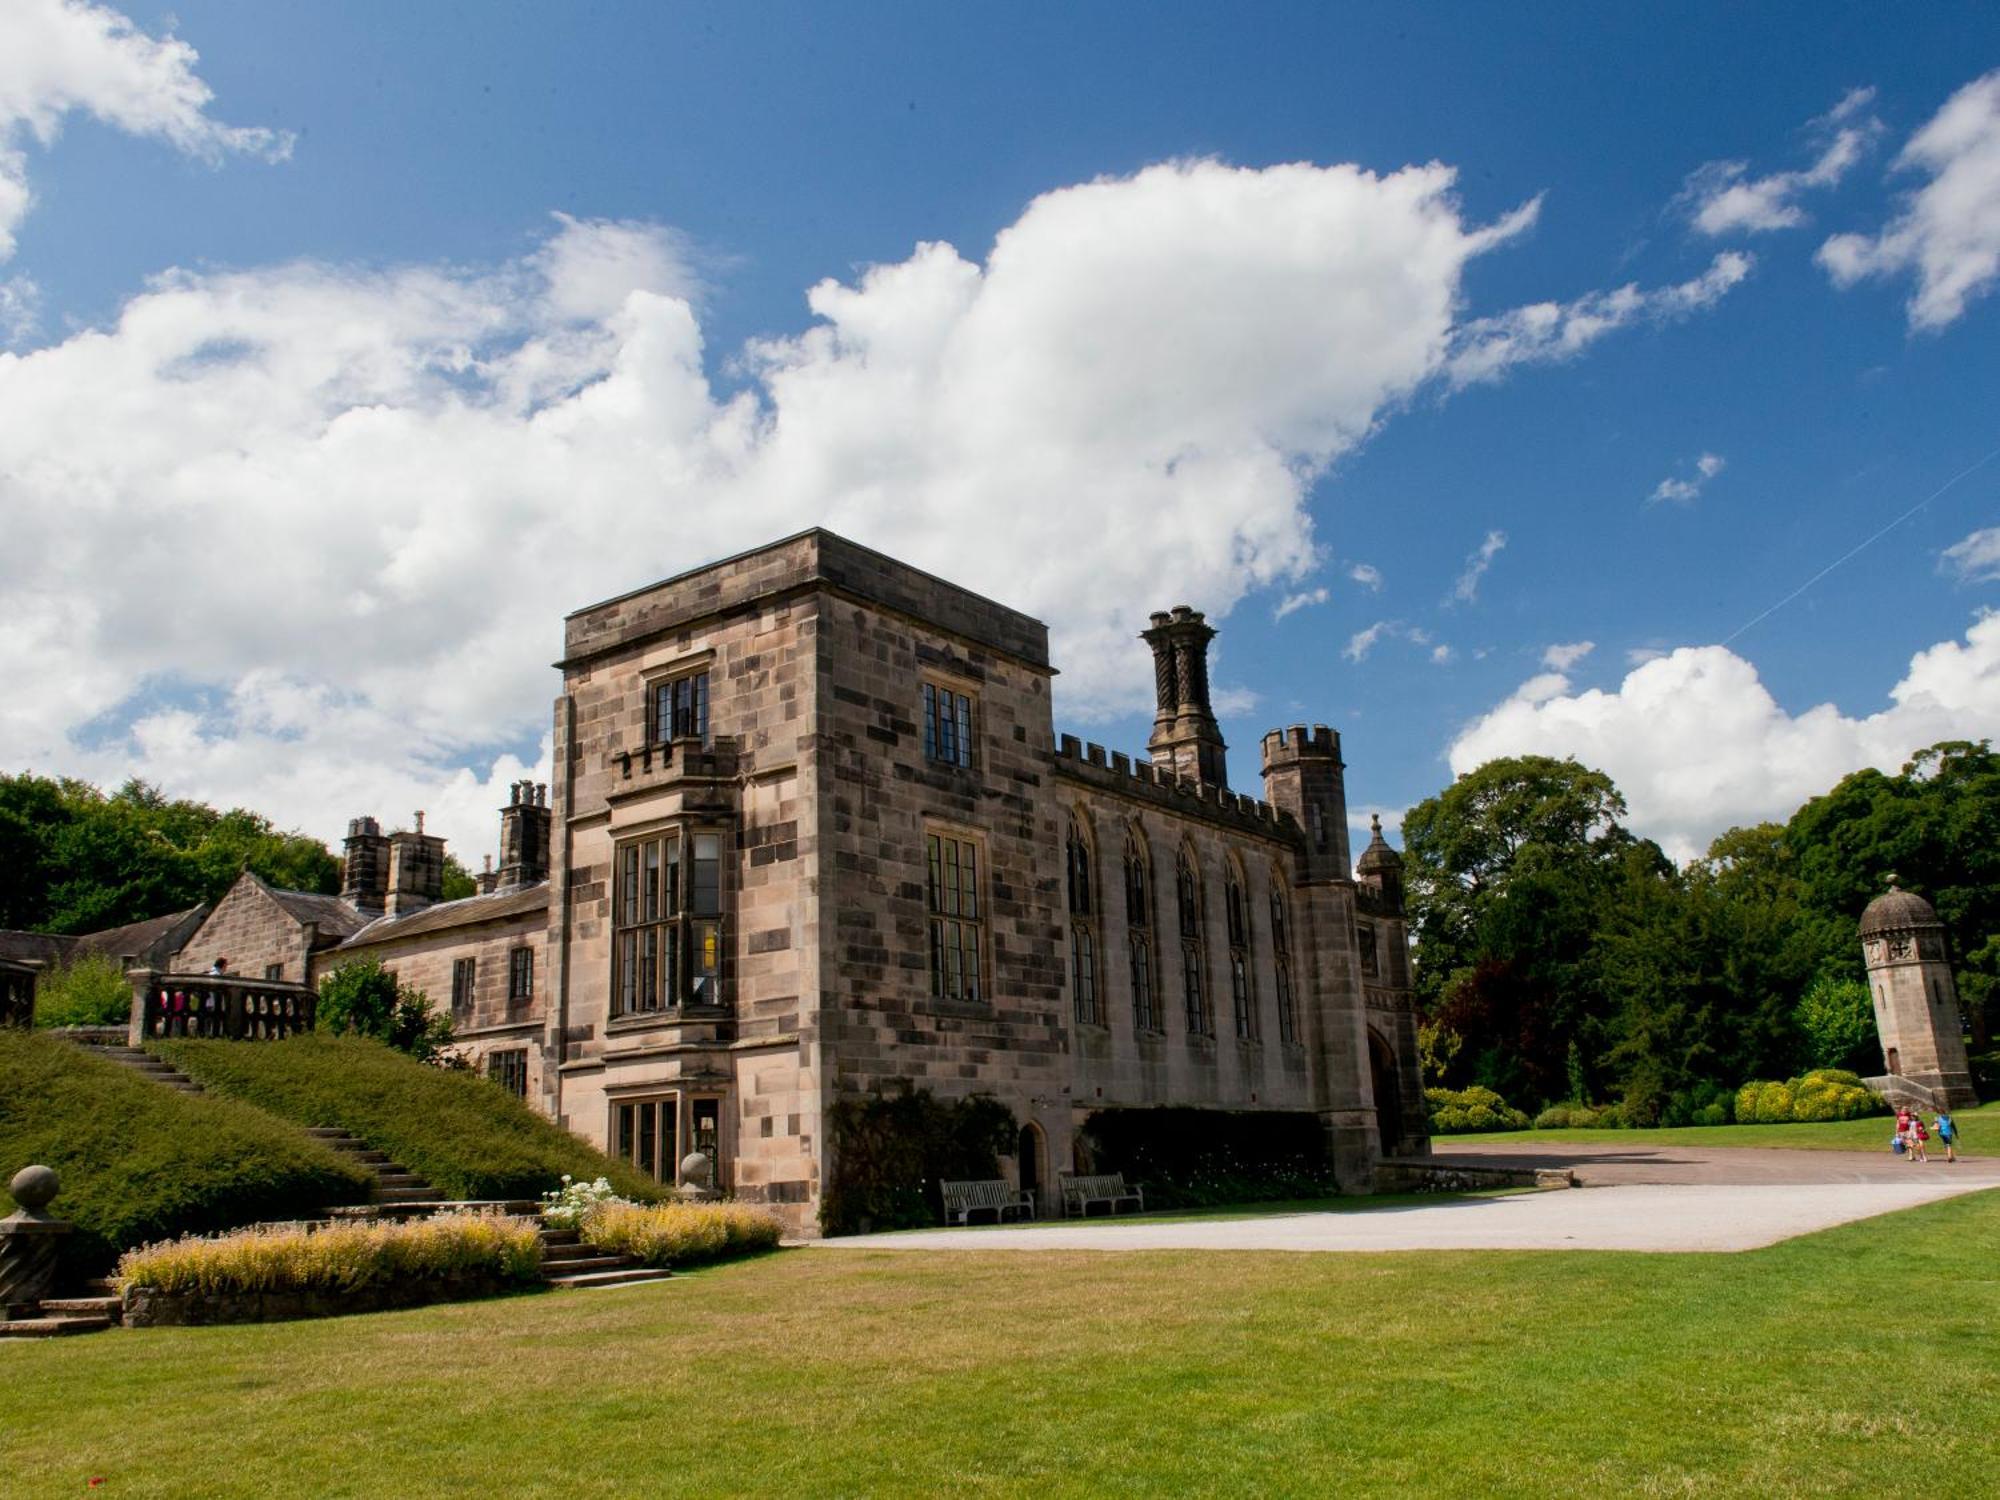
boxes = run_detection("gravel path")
[813,1157,1997,1255]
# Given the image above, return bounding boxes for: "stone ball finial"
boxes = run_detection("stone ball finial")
[9,1164,59,1212]
[677,1151,714,1190]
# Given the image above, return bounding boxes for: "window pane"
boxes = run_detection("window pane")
[693,833,720,916]
[616,1103,635,1164]
[619,845,639,927]
[959,841,978,920]
[643,839,660,921]
[954,693,972,766]
[942,838,960,917]
[692,919,720,1003]
[926,834,942,914]
[665,833,681,917]
[617,932,636,1015]
[638,927,657,1011]
[638,1104,657,1179]
[922,683,938,761]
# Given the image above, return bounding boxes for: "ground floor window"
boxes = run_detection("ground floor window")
[487,1049,528,1100]
[612,1093,725,1184]
[613,1095,680,1182]
[452,957,476,1012]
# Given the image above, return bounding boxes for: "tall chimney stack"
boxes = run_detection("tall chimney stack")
[342,816,389,913]
[1141,606,1229,787]
[385,815,447,918]
[498,781,552,888]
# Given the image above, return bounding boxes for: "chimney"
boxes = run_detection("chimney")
[476,854,498,896]
[498,781,552,888]
[385,814,447,918]
[342,816,389,913]
[1141,606,1229,787]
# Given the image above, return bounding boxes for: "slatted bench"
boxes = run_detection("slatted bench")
[1058,1172,1145,1218]
[940,1179,1035,1226]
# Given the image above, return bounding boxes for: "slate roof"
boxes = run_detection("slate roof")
[250,876,371,942]
[338,882,549,949]
[73,905,210,966]
[0,930,75,967]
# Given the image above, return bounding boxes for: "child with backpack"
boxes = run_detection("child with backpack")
[1934,1110,1958,1163]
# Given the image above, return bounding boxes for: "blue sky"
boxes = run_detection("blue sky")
[3,2,1999,862]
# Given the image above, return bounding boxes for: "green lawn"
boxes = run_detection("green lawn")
[6,1190,1998,1497]
[1445,1097,1999,1153]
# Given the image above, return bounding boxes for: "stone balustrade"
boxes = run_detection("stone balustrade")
[127,970,317,1046]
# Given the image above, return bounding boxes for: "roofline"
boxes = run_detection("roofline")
[562,526,1043,633]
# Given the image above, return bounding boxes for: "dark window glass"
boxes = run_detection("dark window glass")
[452,957,476,1012]
[926,831,983,1002]
[922,682,975,768]
[1130,935,1157,1033]
[508,946,533,1003]
[488,1050,528,1099]
[653,672,710,744]
[613,829,724,1014]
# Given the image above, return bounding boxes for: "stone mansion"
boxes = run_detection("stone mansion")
[167,531,1430,1232]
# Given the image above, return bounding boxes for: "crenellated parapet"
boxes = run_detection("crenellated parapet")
[1052,734,1299,839]
[1259,723,1343,768]
[1259,723,1351,882]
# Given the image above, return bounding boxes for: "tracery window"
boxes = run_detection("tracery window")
[1126,833,1160,1033]
[1272,884,1299,1047]
[1177,848,1212,1037]
[1067,817,1100,1026]
[1226,864,1257,1040]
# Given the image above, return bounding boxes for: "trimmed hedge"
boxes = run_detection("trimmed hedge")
[822,1085,1016,1235]
[1425,1086,1531,1134]
[156,1033,665,1204]
[1737,1070,1885,1125]
[0,1029,375,1276]
[1078,1106,1338,1210]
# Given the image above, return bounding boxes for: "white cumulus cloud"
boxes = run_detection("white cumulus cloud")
[1819,68,2000,330]
[1941,525,2000,582]
[1684,87,1884,236]
[1541,641,1595,671]
[1450,612,2000,860]
[0,0,290,260]
[1649,451,1727,505]
[1348,561,1384,591]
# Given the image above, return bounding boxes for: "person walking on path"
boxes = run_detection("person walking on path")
[1934,1109,1958,1163]
[1912,1110,1931,1163]
[1895,1105,1915,1160]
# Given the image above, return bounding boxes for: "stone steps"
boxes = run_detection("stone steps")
[542,1265,676,1290]
[534,1224,672,1290]
[0,1313,114,1339]
[300,1127,441,1207]
[38,1296,121,1318]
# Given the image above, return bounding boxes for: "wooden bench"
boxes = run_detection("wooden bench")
[1058,1172,1145,1218]
[940,1179,1034,1226]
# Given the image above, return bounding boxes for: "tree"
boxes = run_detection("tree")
[1794,975,1878,1073]
[0,774,340,934]
[316,958,457,1064]
[1404,756,1659,1103]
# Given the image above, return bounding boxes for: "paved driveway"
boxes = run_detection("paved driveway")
[813,1145,1999,1254]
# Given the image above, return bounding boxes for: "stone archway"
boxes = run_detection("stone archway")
[1368,1028,1404,1158]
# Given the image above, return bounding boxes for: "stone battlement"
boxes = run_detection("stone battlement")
[1052,734,1298,838]
[1260,723,1342,766]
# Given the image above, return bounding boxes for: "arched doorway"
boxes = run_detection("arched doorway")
[1017,1122,1045,1214]
[1368,1030,1403,1158]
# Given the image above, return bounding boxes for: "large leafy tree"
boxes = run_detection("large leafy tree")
[0,774,340,934]
[1403,756,1670,1104]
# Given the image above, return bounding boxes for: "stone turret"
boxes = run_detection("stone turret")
[1354,813,1404,914]
[1141,606,1229,787]
[1260,724,1350,882]
[1860,879,1979,1108]
[342,816,390,913]
[498,781,551,889]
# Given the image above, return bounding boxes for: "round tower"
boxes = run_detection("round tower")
[1860,879,1980,1108]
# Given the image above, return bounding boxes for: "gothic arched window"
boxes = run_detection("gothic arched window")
[1225,861,1256,1040]
[1177,848,1211,1037]
[1126,830,1160,1032]
[1067,816,1100,1026]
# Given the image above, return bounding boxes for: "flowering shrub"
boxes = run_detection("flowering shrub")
[579,1200,782,1267]
[1737,1071,1883,1125]
[116,1212,542,1296]
[1425,1086,1530,1134]
[540,1175,622,1230]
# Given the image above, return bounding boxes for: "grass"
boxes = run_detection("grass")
[1445,1097,1999,1153]
[154,1032,665,1203]
[0,1029,374,1276]
[3,1189,1996,1496]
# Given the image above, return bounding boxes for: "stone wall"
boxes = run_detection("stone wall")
[172,876,312,982]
